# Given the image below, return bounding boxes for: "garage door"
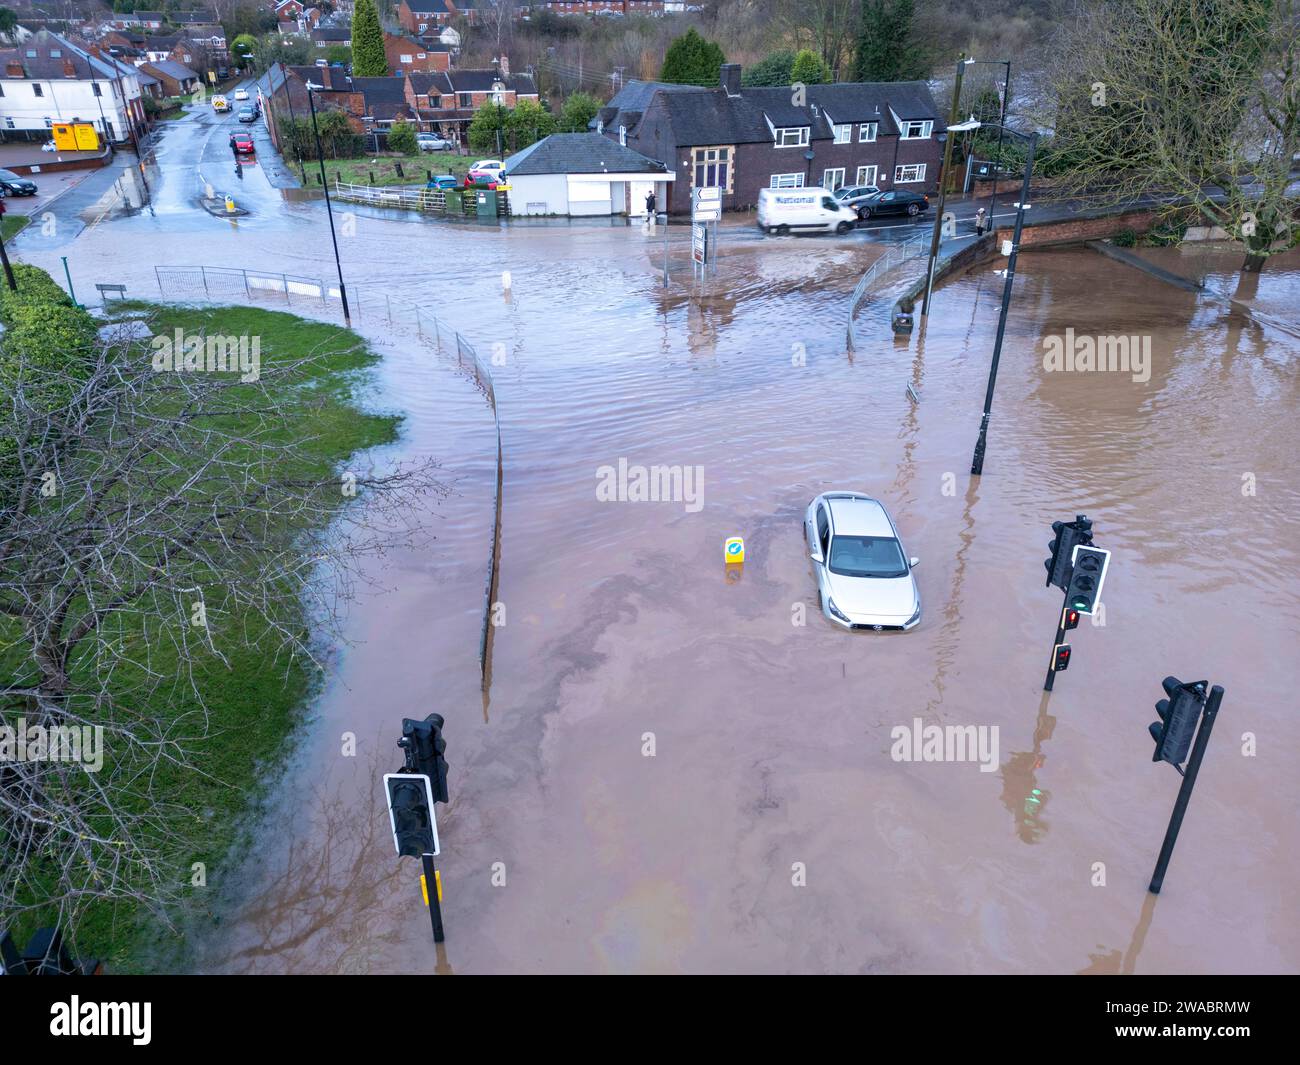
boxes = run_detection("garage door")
[567,177,612,217]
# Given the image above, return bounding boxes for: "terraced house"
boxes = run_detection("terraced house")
[598,64,944,215]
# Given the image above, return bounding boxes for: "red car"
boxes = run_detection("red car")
[229,133,255,155]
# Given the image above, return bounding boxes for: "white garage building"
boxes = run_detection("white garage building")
[505,132,674,218]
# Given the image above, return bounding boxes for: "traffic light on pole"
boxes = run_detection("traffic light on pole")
[384,772,440,858]
[1062,607,1080,631]
[399,714,449,803]
[1149,676,1206,766]
[1045,515,1093,590]
[1065,544,1109,614]
[1051,644,1071,671]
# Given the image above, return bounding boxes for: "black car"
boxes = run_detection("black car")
[0,168,38,196]
[857,189,929,219]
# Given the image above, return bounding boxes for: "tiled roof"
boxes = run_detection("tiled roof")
[143,59,199,82]
[505,132,670,176]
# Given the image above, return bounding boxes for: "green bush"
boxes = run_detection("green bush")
[387,118,418,155]
[1112,228,1138,247]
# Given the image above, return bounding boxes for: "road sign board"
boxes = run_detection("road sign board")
[692,205,721,222]
[693,187,721,203]
[692,224,707,264]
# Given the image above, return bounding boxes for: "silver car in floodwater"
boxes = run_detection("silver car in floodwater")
[805,492,921,631]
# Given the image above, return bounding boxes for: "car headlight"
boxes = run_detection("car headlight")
[827,597,851,622]
[906,604,921,626]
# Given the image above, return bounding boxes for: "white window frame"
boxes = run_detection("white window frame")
[900,120,933,140]
[855,165,877,187]
[769,173,804,188]
[822,167,845,190]
[895,163,926,183]
[692,145,733,192]
[775,126,810,148]
[832,123,851,144]
[858,122,877,142]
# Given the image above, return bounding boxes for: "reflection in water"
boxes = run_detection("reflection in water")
[999,692,1057,845]
[1078,892,1159,975]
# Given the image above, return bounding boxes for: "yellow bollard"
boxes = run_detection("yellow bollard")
[225,195,235,213]
[724,537,745,564]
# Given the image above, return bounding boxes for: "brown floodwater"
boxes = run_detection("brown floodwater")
[23,213,1300,973]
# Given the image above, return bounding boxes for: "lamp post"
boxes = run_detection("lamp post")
[970,123,1038,477]
[921,55,973,317]
[966,59,1012,232]
[305,81,351,327]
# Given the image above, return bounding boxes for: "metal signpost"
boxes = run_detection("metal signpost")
[692,188,720,279]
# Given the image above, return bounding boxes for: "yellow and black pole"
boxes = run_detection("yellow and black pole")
[421,853,445,943]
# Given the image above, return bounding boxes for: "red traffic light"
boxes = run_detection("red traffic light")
[1062,608,1080,630]
[1052,643,1071,671]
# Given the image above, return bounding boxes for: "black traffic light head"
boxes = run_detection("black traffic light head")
[1045,515,1094,591]
[399,714,448,803]
[1066,544,1110,614]
[384,772,439,858]
[1052,643,1071,671]
[1149,676,1205,766]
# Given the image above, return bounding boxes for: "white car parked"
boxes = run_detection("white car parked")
[234,88,250,101]
[805,492,921,630]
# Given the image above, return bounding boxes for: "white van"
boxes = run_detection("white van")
[758,187,858,235]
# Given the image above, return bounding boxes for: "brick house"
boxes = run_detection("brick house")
[406,67,539,139]
[396,0,460,34]
[139,59,200,97]
[383,33,451,74]
[601,64,944,215]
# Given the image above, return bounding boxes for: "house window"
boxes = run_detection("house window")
[858,122,877,142]
[692,146,731,191]
[855,165,877,186]
[457,93,472,108]
[418,53,426,59]
[401,55,413,63]
[900,120,933,139]
[774,126,809,148]
[50,49,62,58]
[895,163,927,183]
[833,123,851,144]
[33,83,43,97]
[429,94,441,108]
[822,167,845,190]
[25,49,36,57]
[769,173,804,188]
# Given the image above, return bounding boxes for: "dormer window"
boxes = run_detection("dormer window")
[832,123,851,144]
[858,122,877,142]
[775,127,809,148]
[900,120,933,139]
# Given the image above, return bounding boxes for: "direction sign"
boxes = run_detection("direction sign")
[693,187,721,203]
[692,224,708,264]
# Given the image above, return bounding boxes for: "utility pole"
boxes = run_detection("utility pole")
[921,55,971,317]
[306,82,351,326]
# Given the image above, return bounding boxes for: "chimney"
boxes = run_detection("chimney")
[5,59,23,78]
[720,63,740,96]
[64,57,78,78]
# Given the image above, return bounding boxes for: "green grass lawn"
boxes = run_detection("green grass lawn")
[310,152,477,188]
[1,303,400,972]
[1,215,31,241]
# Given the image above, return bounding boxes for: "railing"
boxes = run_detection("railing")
[845,233,930,350]
[332,180,445,212]
[152,265,504,689]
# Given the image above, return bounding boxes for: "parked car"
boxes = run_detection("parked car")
[856,189,930,219]
[467,159,505,182]
[234,88,250,101]
[237,107,257,123]
[804,492,921,631]
[0,169,38,196]
[757,187,857,235]
[426,174,460,189]
[212,94,229,112]
[833,184,880,210]
[417,133,454,151]
[229,133,255,155]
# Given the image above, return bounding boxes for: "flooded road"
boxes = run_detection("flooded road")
[15,148,1300,973]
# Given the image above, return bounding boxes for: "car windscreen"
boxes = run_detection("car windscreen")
[828,535,908,578]
[0,170,19,180]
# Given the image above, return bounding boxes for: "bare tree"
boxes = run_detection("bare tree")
[0,318,446,935]
[1047,0,1299,272]
[775,0,859,75]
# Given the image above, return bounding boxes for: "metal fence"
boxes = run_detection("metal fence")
[845,233,930,350]
[153,265,503,687]
[332,181,446,212]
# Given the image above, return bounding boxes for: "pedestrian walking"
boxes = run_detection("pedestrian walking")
[975,207,986,236]
[645,189,656,219]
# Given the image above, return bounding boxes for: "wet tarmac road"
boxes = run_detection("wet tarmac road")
[12,113,1300,974]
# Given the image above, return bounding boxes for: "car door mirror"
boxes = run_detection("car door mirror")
[811,546,823,563]
[910,557,920,567]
